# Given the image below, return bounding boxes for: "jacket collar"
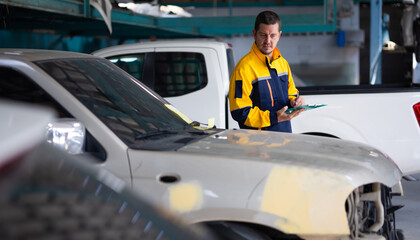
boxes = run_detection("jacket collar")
[251,42,282,67]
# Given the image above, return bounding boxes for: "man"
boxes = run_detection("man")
[229,10,305,133]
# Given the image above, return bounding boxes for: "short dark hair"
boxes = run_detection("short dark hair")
[254,11,281,31]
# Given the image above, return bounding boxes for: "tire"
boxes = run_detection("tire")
[205,222,272,240]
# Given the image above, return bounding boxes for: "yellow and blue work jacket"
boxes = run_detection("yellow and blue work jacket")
[229,43,299,132]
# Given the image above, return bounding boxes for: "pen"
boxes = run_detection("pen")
[294,91,299,107]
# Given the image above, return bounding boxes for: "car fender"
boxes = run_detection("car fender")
[246,165,355,235]
[292,113,368,143]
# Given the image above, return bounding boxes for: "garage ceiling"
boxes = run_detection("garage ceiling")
[0,0,336,40]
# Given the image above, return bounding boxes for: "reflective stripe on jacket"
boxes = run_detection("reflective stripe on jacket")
[229,42,298,132]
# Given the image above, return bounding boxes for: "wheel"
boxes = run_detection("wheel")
[203,222,304,240]
[366,185,405,240]
[204,222,272,240]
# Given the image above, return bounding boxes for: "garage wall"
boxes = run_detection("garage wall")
[216,4,361,86]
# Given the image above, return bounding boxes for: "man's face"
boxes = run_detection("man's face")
[253,23,281,57]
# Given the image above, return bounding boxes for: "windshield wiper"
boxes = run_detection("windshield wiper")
[136,122,211,140]
[183,121,209,135]
[135,129,180,140]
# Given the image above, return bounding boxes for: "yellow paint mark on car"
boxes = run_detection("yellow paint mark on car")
[169,182,203,213]
[165,104,192,124]
[227,131,292,147]
[261,166,354,235]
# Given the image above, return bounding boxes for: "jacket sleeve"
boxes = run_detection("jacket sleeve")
[286,62,299,101]
[228,67,278,129]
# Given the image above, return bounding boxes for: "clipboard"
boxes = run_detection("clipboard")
[285,104,327,114]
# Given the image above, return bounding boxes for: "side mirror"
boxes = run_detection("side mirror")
[46,118,86,154]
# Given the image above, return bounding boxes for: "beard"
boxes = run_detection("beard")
[259,46,273,56]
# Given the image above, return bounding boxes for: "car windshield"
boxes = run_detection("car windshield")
[35,58,207,150]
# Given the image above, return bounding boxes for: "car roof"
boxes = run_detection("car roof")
[91,39,231,56]
[0,49,96,62]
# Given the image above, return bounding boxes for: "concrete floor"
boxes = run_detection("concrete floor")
[394,173,420,240]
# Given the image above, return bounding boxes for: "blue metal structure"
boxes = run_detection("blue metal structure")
[369,0,383,84]
[0,0,337,38]
[0,0,391,89]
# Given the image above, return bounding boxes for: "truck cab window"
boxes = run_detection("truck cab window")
[107,52,208,97]
[108,53,146,82]
[154,52,208,97]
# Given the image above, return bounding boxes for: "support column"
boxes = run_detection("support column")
[370,0,383,84]
[84,0,91,18]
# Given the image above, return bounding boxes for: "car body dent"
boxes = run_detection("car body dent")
[127,129,402,236]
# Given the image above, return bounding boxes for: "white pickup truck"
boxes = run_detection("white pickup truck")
[93,40,420,176]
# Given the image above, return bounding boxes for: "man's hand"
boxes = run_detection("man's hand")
[277,105,304,122]
[290,95,305,107]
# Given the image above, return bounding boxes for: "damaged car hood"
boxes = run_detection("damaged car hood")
[169,129,403,235]
[179,129,402,189]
